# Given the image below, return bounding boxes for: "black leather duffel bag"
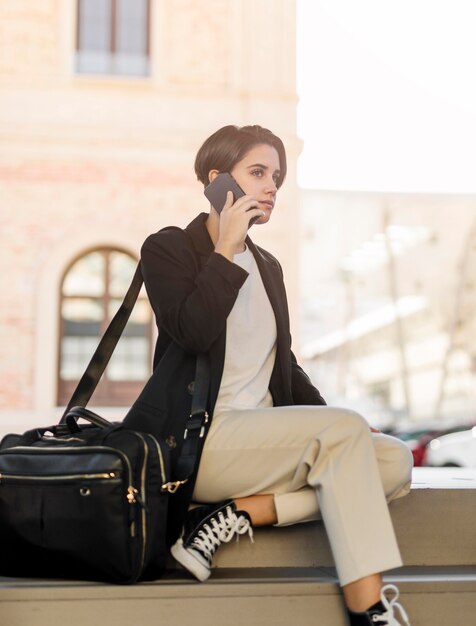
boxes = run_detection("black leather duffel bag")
[0,264,209,583]
[0,406,170,583]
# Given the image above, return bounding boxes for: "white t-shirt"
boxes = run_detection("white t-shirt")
[213,245,277,417]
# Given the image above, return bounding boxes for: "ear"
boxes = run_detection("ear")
[208,169,220,183]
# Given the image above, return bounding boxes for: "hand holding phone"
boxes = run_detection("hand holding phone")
[204,172,261,227]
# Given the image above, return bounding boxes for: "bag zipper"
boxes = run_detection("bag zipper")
[0,472,118,483]
[149,434,167,485]
[131,432,149,574]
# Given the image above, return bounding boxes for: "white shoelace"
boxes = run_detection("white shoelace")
[372,584,411,625]
[191,507,254,562]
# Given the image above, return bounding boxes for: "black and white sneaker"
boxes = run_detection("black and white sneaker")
[170,500,253,582]
[347,584,411,625]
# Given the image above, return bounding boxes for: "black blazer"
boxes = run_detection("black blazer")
[124,212,325,542]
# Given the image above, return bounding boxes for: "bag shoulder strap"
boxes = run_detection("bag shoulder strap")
[63,263,210,418]
[62,263,143,417]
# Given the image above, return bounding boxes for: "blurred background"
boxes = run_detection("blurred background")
[1,1,475,465]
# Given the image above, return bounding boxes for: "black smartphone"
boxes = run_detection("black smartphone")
[204,172,245,213]
[204,172,260,226]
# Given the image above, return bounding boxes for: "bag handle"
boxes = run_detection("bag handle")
[65,406,113,431]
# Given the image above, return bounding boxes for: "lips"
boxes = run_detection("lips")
[259,200,274,209]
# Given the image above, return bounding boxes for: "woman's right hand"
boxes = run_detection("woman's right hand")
[214,191,265,261]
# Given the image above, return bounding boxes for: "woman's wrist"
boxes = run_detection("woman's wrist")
[215,240,239,262]
[215,237,246,262]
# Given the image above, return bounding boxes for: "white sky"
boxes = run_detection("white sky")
[297,0,476,193]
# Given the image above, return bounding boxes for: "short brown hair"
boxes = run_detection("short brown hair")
[194,125,287,188]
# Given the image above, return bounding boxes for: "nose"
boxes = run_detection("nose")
[265,176,278,194]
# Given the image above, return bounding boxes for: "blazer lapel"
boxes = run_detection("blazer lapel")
[246,239,289,332]
[246,238,293,404]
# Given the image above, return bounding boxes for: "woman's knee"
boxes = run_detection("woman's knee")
[332,408,370,435]
[312,408,372,452]
[374,434,414,498]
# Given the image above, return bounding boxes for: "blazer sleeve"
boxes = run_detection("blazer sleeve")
[291,351,327,405]
[141,228,248,353]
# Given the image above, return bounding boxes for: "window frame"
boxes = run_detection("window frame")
[75,0,151,78]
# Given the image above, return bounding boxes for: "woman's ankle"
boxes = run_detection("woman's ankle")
[343,573,382,612]
[346,584,411,626]
[233,494,277,526]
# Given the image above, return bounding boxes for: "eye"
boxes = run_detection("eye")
[250,168,264,177]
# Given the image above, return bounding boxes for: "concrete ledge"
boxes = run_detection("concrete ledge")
[1,567,475,626]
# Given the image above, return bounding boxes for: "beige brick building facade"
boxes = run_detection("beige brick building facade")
[0,0,301,435]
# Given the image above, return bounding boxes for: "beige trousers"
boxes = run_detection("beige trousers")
[193,405,414,586]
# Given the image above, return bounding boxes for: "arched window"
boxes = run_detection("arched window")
[58,248,152,407]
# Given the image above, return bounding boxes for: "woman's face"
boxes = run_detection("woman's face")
[229,143,281,225]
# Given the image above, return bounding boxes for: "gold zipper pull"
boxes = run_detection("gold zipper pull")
[126,486,148,510]
[127,486,138,504]
[162,479,188,494]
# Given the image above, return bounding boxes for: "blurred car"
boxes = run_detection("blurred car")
[425,427,476,468]
[406,432,439,467]
[390,424,473,466]
[388,427,447,466]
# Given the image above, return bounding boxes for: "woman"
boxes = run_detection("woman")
[138,125,413,626]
